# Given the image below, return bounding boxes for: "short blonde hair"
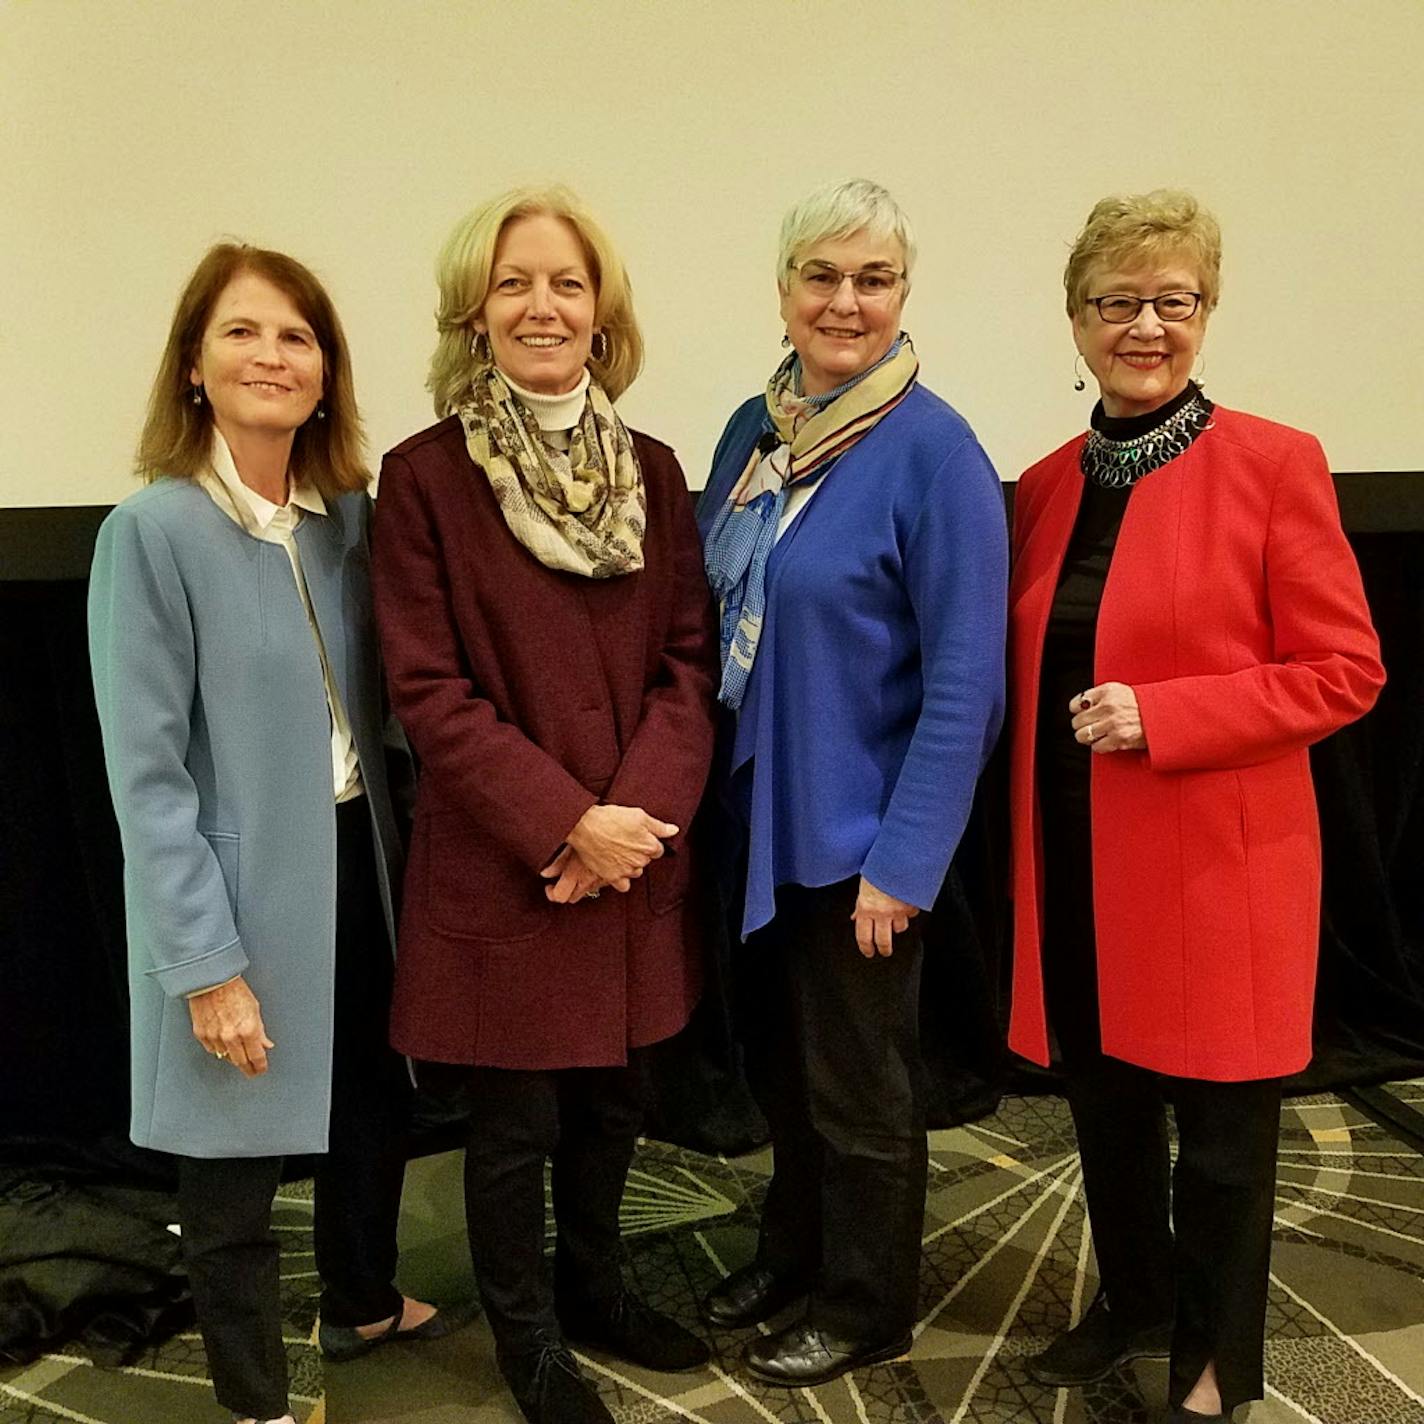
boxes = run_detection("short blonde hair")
[428,185,644,414]
[1063,189,1222,318]
[137,244,368,495]
[776,179,917,289]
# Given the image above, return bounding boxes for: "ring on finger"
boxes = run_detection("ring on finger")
[214,1050,228,1060]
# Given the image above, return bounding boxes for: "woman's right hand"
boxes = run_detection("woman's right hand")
[565,803,678,885]
[187,976,274,1078]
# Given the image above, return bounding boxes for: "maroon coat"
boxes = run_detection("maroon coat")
[371,416,718,1068]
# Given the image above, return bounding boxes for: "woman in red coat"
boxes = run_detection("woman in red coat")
[371,187,717,1424]
[1007,191,1383,1423]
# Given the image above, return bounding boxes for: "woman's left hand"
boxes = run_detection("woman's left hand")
[1070,682,1146,752]
[852,877,920,958]
[540,846,631,903]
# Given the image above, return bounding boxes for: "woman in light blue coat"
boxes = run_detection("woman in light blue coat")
[88,245,445,1424]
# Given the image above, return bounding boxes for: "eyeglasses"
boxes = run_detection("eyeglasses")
[792,260,905,299]
[1086,291,1202,324]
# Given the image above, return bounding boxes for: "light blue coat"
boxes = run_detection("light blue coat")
[88,478,402,1158]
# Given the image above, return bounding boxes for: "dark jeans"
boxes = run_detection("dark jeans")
[176,798,408,1419]
[739,877,928,1339]
[421,1057,644,1359]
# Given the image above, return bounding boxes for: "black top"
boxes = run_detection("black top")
[1033,383,1212,1058]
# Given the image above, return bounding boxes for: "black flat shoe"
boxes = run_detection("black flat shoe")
[1026,1292,1171,1386]
[744,1320,912,1387]
[318,1302,461,1362]
[1162,1410,1232,1423]
[559,1286,709,1372]
[702,1263,809,1329]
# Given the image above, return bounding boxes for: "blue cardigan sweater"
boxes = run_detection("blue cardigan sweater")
[697,384,1008,938]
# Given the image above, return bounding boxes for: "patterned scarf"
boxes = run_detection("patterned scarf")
[457,365,645,578]
[703,336,918,708]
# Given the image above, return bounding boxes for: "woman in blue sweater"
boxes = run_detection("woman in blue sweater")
[697,180,1007,1385]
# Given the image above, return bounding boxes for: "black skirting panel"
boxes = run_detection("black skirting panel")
[3,475,1421,1172]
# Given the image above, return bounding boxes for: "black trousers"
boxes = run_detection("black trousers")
[176,799,409,1420]
[421,1056,645,1359]
[1060,1047,1282,1414]
[739,877,928,1339]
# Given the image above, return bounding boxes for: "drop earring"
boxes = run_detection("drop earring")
[470,331,491,362]
[191,385,203,405]
[591,331,609,362]
[1073,355,1086,392]
[781,332,791,349]
[1192,353,1207,383]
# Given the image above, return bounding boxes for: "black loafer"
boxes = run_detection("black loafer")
[702,1263,809,1329]
[558,1286,709,1372]
[744,1320,912,1387]
[318,1302,461,1362]
[1026,1293,1171,1386]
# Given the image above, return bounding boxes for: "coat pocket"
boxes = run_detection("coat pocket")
[644,845,693,916]
[199,830,241,914]
[423,812,547,942]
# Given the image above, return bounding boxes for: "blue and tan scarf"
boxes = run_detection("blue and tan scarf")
[703,336,918,708]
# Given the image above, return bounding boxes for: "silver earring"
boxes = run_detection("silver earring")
[1192,353,1206,382]
[781,332,792,349]
[591,331,609,362]
[1073,355,1086,392]
[470,331,491,362]
[316,402,326,421]
[191,385,203,405]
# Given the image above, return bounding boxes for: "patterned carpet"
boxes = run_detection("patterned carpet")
[4,1082,1422,1424]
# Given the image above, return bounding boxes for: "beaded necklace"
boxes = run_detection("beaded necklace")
[1080,387,1215,489]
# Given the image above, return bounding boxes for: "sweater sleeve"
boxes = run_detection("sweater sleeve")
[87,505,250,997]
[861,436,1009,908]
[1135,434,1384,772]
[371,450,598,871]
[603,455,719,846]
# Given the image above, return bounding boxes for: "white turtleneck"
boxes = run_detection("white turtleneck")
[504,369,590,452]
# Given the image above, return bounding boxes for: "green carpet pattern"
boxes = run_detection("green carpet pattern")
[4,1082,1422,1423]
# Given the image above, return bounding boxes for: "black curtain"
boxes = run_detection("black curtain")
[3,529,1421,1166]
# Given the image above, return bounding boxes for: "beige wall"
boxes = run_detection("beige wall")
[3,0,1421,509]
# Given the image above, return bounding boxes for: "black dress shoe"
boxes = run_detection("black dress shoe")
[501,1332,614,1424]
[702,1263,809,1329]
[1162,1409,1232,1423]
[318,1302,461,1362]
[558,1286,709,1372]
[1026,1293,1171,1386]
[744,1320,912,1387]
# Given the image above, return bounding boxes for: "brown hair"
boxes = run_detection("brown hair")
[429,185,645,414]
[136,243,369,495]
[1063,189,1222,318]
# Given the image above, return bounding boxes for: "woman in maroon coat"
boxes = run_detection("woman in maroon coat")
[372,186,717,1424]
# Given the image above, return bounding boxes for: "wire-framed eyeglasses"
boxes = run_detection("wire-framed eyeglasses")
[1086,291,1202,324]
[792,261,905,300]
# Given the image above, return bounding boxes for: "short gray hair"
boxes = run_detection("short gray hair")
[776,179,917,288]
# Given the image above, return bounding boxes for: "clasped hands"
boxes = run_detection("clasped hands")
[540,802,678,905]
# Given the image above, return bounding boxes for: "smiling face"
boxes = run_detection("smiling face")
[1073,260,1208,418]
[189,271,324,445]
[476,212,597,395]
[779,228,906,397]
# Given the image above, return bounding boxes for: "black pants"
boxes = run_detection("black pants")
[739,877,928,1339]
[176,799,409,1420]
[422,1056,645,1359]
[1060,1047,1282,1414]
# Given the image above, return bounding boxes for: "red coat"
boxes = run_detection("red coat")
[1007,408,1384,1081]
[371,417,718,1069]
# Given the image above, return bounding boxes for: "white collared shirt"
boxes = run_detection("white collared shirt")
[197,432,363,803]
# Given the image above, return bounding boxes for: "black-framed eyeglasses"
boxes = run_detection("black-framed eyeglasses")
[792,260,905,299]
[1087,291,1202,323]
